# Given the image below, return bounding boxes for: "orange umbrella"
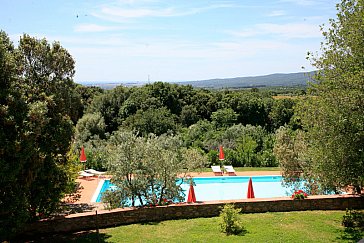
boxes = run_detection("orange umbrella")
[187,183,196,203]
[219,145,225,160]
[247,177,255,199]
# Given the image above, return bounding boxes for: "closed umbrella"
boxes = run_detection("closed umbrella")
[219,145,225,160]
[247,177,255,199]
[80,146,87,169]
[187,183,196,203]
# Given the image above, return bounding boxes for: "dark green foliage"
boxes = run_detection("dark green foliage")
[102,190,128,210]
[0,31,79,239]
[342,209,364,229]
[146,82,182,115]
[180,105,199,127]
[341,209,364,241]
[191,90,217,120]
[0,31,30,238]
[258,134,278,167]
[75,112,107,144]
[269,98,295,130]
[87,86,130,133]
[297,0,364,193]
[211,108,238,128]
[74,85,104,117]
[123,107,177,136]
[221,92,272,127]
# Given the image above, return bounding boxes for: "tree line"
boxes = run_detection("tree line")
[75,81,297,170]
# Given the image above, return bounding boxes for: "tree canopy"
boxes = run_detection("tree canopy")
[103,131,206,208]
[0,31,80,238]
[295,0,364,193]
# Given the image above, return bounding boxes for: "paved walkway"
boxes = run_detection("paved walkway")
[70,170,281,205]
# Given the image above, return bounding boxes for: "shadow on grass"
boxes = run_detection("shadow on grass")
[338,227,363,242]
[337,210,364,242]
[19,230,112,243]
[237,228,248,236]
[54,203,97,217]
[224,228,248,237]
[140,221,161,225]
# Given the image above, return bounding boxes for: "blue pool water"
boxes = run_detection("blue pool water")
[94,176,293,203]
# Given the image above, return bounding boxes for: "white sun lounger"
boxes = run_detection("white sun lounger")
[78,171,94,178]
[211,166,223,176]
[223,165,236,176]
[85,169,106,176]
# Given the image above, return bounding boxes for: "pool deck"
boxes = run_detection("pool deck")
[70,170,281,205]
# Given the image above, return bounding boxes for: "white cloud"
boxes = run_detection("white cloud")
[74,24,121,32]
[278,0,318,6]
[278,0,334,6]
[258,23,321,38]
[267,10,286,17]
[116,0,160,5]
[91,2,238,22]
[230,22,321,39]
[100,6,176,18]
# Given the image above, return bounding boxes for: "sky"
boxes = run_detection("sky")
[1,0,338,83]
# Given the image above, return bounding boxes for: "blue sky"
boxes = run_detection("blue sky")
[1,0,338,83]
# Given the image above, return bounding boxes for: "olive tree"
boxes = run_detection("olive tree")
[103,130,206,208]
[298,0,364,193]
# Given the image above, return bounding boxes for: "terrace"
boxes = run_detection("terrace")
[19,169,364,238]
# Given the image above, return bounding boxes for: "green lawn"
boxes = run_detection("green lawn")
[200,166,281,173]
[40,210,363,242]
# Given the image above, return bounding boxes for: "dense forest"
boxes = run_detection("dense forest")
[75,82,298,170]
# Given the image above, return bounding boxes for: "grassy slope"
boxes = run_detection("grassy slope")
[53,210,363,242]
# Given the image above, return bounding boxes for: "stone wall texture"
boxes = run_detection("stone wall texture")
[20,195,363,237]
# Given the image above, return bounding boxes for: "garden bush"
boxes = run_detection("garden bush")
[219,204,245,236]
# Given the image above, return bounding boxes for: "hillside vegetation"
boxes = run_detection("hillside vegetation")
[81,71,315,90]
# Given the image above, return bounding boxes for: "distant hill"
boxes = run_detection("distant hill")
[80,71,316,90]
[175,71,316,89]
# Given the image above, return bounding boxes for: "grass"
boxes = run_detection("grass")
[199,167,281,173]
[34,210,363,242]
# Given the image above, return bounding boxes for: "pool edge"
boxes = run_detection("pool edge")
[91,179,105,203]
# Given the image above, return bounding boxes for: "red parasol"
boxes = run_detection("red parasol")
[247,177,255,199]
[187,183,196,203]
[80,147,87,169]
[219,145,225,160]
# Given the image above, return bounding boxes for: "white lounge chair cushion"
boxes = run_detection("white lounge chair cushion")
[223,165,235,173]
[85,169,106,175]
[211,166,222,172]
[78,171,94,177]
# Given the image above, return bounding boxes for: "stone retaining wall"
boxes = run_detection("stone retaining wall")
[21,195,364,237]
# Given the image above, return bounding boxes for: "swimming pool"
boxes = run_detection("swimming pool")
[92,176,293,203]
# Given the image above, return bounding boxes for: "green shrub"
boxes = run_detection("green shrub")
[219,204,245,235]
[102,189,128,210]
[342,209,364,228]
